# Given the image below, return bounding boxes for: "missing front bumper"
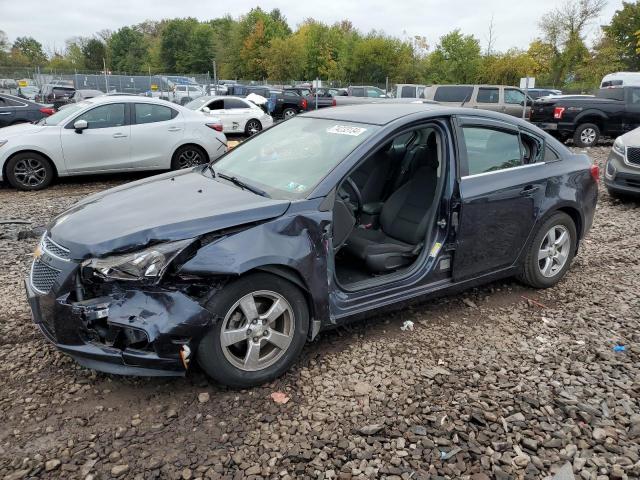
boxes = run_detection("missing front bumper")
[26,280,213,376]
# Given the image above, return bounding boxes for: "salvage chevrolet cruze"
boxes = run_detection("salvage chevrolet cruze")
[25,104,598,387]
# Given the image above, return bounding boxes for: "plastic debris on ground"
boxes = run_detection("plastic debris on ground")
[270,392,290,404]
[400,320,414,331]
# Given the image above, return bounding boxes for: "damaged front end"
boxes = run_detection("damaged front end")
[25,233,220,376]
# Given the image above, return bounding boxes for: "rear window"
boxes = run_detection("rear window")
[401,86,416,98]
[434,86,474,102]
[597,88,624,101]
[52,87,74,97]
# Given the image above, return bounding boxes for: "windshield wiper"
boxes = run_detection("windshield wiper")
[206,163,216,178]
[217,173,271,198]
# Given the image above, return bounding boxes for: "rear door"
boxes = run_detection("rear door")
[503,88,528,117]
[129,103,182,168]
[223,98,251,133]
[452,116,548,281]
[474,87,501,113]
[0,96,18,126]
[624,87,640,132]
[61,102,131,172]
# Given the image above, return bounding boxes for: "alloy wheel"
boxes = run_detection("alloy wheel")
[246,120,261,136]
[177,149,202,168]
[580,128,597,145]
[14,157,47,188]
[283,110,296,119]
[219,290,295,372]
[538,225,571,278]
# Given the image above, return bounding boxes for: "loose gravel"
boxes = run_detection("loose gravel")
[0,147,638,480]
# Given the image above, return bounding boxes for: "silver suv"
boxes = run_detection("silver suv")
[422,84,533,117]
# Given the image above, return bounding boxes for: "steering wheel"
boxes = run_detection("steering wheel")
[339,177,363,220]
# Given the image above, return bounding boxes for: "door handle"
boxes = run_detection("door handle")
[0,112,12,115]
[519,185,540,196]
[168,127,182,132]
[112,133,128,138]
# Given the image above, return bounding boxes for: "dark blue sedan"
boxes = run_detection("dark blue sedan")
[0,93,50,128]
[25,104,598,387]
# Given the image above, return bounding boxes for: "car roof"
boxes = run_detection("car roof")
[85,95,176,106]
[303,103,537,128]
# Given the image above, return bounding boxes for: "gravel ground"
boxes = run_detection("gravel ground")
[0,147,638,480]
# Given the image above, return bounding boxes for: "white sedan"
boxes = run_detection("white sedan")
[185,96,273,136]
[0,96,227,190]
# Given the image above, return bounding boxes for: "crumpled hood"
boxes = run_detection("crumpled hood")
[49,169,291,259]
[0,122,46,139]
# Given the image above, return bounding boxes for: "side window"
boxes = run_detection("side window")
[417,86,425,98]
[520,131,544,164]
[367,88,382,97]
[207,99,224,110]
[462,127,522,175]
[629,88,640,105]
[74,103,126,129]
[351,87,364,97]
[0,97,24,107]
[476,87,499,103]
[434,86,474,102]
[135,103,175,124]
[401,86,416,98]
[224,98,248,109]
[504,88,525,104]
[544,146,559,162]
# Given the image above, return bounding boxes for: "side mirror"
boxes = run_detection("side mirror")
[74,119,88,133]
[202,107,211,113]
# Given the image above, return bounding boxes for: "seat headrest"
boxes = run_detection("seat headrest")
[415,133,439,171]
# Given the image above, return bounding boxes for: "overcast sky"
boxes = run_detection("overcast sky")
[1,0,624,53]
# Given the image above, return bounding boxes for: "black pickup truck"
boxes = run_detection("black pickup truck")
[530,87,640,147]
[283,87,335,112]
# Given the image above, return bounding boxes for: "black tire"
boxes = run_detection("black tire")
[573,123,600,148]
[170,145,208,170]
[197,273,309,388]
[5,152,54,190]
[518,212,577,289]
[245,119,262,136]
[282,108,297,119]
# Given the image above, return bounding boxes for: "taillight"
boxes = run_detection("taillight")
[205,123,223,132]
[39,107,55,116]
[553,107,565,119]
[332,98,336,107]
[590,164,599,182]
[301,98,307,110]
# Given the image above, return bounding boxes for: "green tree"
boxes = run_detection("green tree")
[109,26,148,72]
[159,18,199,72]
[479,49,537,85]
[265,35,305,81]
[426,30,481,83]
[0,30,9,65]
[603,1,640,70]
[82,38,107,70]
[12,36,47,65]
[348,33,418,84]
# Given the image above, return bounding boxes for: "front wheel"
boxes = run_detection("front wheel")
[518,212,577,288]
[197,273,309,388]
[573,123,600,148]
[5,152,54,190]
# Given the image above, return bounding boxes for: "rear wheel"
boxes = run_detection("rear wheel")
[197,273,309,388]
[245,119,262,136]
[282,108,297,119]
[6,152,54,190]
[573,123,600,148]
[171,145,208,170]
[518,212,577,288]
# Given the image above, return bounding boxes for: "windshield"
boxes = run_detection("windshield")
[185,97,212,110]
[38,101,89,126]
[213,117,379,200]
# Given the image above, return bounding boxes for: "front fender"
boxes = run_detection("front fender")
[179,207,332,324]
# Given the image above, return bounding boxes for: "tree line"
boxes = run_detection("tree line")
[1,0,639,90]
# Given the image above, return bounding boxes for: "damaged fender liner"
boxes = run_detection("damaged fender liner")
[26,279,213,377]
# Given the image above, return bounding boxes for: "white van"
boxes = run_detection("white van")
[600,72,640,88]
[394,84,427,98]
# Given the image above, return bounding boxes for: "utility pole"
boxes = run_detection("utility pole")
[103,58,108,93]
[212,60,217,93]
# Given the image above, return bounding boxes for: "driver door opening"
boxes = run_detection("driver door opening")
[332,124,447,289]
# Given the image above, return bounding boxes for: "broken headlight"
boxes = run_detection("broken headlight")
[82,239,193,282]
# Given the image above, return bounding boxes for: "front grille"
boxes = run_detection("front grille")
[43,235,70,260]
[627,147,640,166]
[31,260,61,293]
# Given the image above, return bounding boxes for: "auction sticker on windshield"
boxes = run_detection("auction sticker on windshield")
[327,125,367,136]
